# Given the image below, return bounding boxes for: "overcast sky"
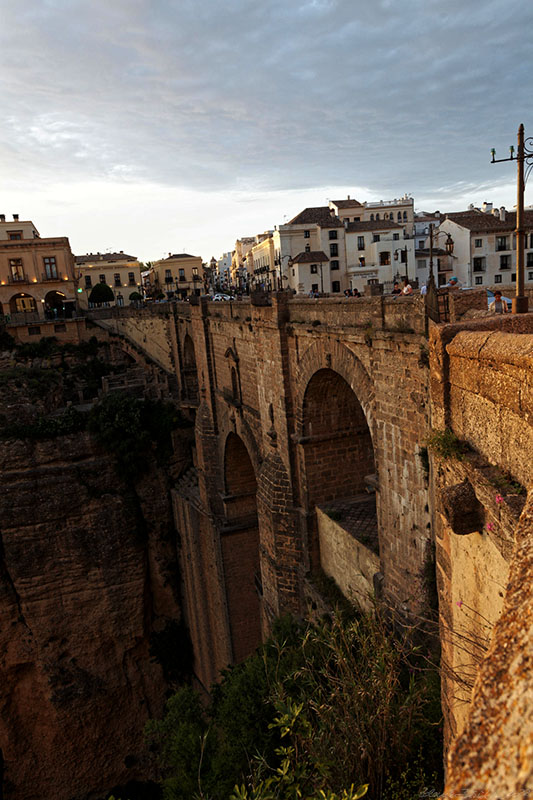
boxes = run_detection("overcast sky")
[1,0,532,262]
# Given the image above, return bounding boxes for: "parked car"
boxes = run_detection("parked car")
[212,293,231,301]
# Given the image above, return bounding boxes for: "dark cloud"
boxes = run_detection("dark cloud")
[0,0,531,199]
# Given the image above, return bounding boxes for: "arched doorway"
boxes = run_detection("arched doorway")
[222,432,261,662]
[44,290,66,318]
[300,369,378,589]
[9,293,37,314]
[182,334,198,402]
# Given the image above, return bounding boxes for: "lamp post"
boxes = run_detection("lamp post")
[428,224,454,287]
[276,254,293,289]
[490,123,532,313]
[393,245,409,282]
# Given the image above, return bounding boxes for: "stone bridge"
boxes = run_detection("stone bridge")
[100,294,533,768]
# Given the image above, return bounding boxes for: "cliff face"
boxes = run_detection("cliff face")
[0,432,183,800]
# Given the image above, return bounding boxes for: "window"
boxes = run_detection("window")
[310,264,318,274]
[85,275,92,288]
[353,216,360,222]
[373,234,380,243]
[474,276,483,285]
[393,233,399,240]
[8,231,22,240]
[376,213,380,220]
[370,214,374,221]
[397,212,402,221]
[99,274,106,283]
[28,326,41,336]
[292,268,295,276]
[380,252,391,266]
[496,236,508,251]
[527,253,533,267]
[512,272,516,282]
[332,280,340,293]
[305,243,311,252]
[403,211,407,221]
[43,256,58,279]
[529,271,533,281]
[418,240,425,249]
[304,230,310,238]
[128,271,136,284]
[329,230,337,240]
[500,254,511,269]
[417,259,427,270]
[329,243,338,256]
[475,238,482,247]
[330,260,339,270]
[179,268,185,281]
[494,274,502,283]
[114,273,121,286]
[473,257,486,272]
[165,268,172,284]
[359,257,365,267]
[357,236,365,250]
[9,258,24,281]
[311,283,318,293]
[530,234,533,248]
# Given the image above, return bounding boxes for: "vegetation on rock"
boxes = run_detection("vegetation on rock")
[146,611,442,800]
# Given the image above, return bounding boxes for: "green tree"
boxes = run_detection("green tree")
[89,282,115,304]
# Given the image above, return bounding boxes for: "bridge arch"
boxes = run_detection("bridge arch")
[296,351,378,582]
[221,432,262,662]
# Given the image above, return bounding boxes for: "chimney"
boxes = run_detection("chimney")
[347,194,350,200]
[13,213,19,221]
[435,211,440,218]
[168,252,172,258]
[481,202,492,214]
[499,206,506,221]
[0,214,5,222]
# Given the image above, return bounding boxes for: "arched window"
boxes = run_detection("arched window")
[370,214,374,221]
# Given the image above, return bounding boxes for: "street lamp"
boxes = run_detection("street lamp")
[490,123,532,313]
[393,246,409,282]
[428,224,454,287]
[276,254,293,289]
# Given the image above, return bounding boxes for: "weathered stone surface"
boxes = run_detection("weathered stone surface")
[0,433,181,800]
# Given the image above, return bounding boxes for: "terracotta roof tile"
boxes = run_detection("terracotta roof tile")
[445,210,533,232]
[75,252,137,263]
[331,198,363,208]
[288,207,344,228]
[291,250,330,263]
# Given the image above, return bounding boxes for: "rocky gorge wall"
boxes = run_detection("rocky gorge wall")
[0,429,184,800]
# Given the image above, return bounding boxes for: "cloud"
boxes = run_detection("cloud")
[0,0,531,256]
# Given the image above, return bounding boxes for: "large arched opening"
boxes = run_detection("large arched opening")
[9,293,37,314]
[222,432,261,662]
[182,333,198,402]
[44,290,66,315]
[300,369,378,598]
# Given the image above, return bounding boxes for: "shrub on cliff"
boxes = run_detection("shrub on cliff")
[88,392,184,478]
[146,612,442,800]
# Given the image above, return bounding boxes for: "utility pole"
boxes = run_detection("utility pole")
[491,124,531,313]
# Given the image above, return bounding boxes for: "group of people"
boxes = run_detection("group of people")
[343,288,361,298]
[391,278,415,296]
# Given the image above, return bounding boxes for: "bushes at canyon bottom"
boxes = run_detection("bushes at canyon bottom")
[145,610,442,800]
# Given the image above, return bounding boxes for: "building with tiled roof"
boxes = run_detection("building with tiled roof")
[75,251,142,309]
[151,252,204,299]
[435,205,533,289]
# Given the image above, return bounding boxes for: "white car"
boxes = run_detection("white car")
[212,293,231,301]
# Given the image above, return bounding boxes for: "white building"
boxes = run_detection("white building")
[437,204,533,288]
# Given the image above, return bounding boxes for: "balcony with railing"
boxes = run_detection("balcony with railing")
[7,272,30,284]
